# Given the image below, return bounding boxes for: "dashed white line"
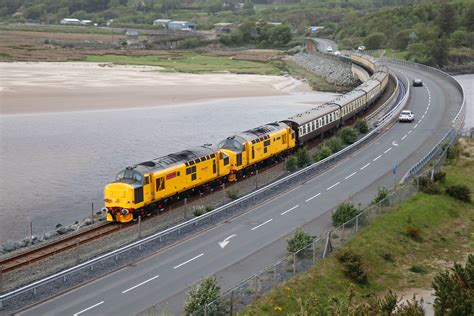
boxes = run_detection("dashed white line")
[173,253,204,269]
[402,134,408,140]
[122,275,160,294]
[345,172,357,180]
[384,147,392,154]
[326,182,340,190]
[414,123,418,128]
[305,193,321,203]
[421,114,425,119]
[281,205,299,215]
[408,130,413,134]
[373,155,382,161]
[73,301,105,316]
[251,219,273,231]
[360,163,370,170]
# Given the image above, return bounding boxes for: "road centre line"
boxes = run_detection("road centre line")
[408,130,413,134]
[73,301,105,316]
[122,275,160,294]
[421,114,425,119]
[360,163,370,170]
[305,193,321,203]
[384,147,392,154]
[326,182,340,190]
[281,205,299,215]
[173,253,204,269]
[345,172,357,180]
[402,134,407,140]
[251,219,273,231]
[373,155,382,161]
[414,123,418,128]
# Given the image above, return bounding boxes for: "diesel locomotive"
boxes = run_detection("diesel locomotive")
[103,52,389,223]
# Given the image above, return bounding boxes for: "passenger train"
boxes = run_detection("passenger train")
[103,47,390,223]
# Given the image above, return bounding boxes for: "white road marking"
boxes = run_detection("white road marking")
[408,130,413,134]
[402,134,407,140]
[414,123,418,128]
[305,193,321,203]
[122,275,160,294]
[173,253,204,269]
[281,205,299,215]
[326,182,340,190]
[73,301,104,316]
[373,155,382,161]
[384,147,392,154]
[251,219,273,231]
[421,114,425,119]
[345,172,357,180]
[218,234,237,249]
[360,163,370,170]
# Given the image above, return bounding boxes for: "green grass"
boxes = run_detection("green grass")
[242,159,474,315]
[0,24,117,35]
[83,53,281,75]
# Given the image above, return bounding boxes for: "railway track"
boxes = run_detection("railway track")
[0,223,123,274]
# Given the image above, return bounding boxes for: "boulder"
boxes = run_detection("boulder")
[55,223,63,228]
[17,240,27,248]
[83,218,93,226]
[3,240,16,252]
[44,230,58,240]
[56,226,68,235]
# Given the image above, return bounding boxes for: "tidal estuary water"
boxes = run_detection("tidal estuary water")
[0,93,336,242]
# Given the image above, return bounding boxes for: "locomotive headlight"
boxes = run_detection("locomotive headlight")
[101,207,108,214]
[121,209,129,215]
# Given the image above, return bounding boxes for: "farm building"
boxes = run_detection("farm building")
[167,21,196,31]
[125,30,139,39]
[153,19,172,28]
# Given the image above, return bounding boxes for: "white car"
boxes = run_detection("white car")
[399,110,415,122]
[357,45,366,51]
[334,50,341,56]
[326,46,333,53]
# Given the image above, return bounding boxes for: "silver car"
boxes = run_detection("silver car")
[399,110,415,122]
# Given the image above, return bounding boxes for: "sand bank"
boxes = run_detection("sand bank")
[0,62,311,114]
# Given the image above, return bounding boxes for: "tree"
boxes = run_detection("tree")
[433,254,474,315]
[266,25,292,46]
[296,147,312,168]
[391,29,413,50]
[230,29,243,44]
[206,0,223,15]
[314,145,332,161]
[287,228,312,253]
[332,202,361,227]
[326,137,343,153]
[354,119,368,134]
[185,277,221,315]
[437,0,457,35]
[339,127,358,144]
[430,35,449,67]
[286,156,298,172]
[364,32,386,50]
[450,29,469,47]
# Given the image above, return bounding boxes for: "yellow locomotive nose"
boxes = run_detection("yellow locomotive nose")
[104,182,134,223]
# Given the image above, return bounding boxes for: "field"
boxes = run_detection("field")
[242,144,474,314]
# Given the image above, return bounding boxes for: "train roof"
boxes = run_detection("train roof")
[236,122,289,142]
[282,103,339,126]
[355,79,380,93]
[134,145,218,173]
[371,71,388,83]
[330,89,366,106]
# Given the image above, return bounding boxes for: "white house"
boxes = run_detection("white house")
[60,18,81,25]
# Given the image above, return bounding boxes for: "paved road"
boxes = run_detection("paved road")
[314,38,338,53]
[18,58,462,316]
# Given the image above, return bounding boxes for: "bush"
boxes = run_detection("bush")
[339,127,358,144]
[332,202,361,227]
[337,249,368,284]
[296,148,312,168]
[406,225,422,242]
[185,277,221,315]
[354,119,369,134]
[193,205,206,217]
[326,137,344,153]
[287,228,312,254]
[433,171,446,183]
[314,145,332,162]
[418,177,441,194]
[447,143,461,160]
[373,186,389,205]
[226,188,240,200]
[286,156,298,172]
[446,184,471,202]
[433,254,474,315]
[409,265,427,274]
[178,38,201,49]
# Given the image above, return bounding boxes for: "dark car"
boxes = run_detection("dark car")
[413,79,423,87]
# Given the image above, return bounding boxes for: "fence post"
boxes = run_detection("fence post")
[293,253,296,275]
[138,216,142,239]
[355,215,359,233]
[312,239,316,264]
[230,290,234,315]
[323,231,332,258]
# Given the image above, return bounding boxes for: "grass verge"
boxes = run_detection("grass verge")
[242,156,474,315]
[84,53,281,75]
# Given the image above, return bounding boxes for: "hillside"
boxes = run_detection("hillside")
[243,139,474,315]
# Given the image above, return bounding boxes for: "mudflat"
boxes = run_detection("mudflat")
[0,62,310,114]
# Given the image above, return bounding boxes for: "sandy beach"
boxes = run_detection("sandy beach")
[0,62,311,114]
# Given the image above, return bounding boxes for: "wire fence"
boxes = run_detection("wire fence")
[190,140,458,315]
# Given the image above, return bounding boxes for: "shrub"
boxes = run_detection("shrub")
[185,277,221,315]
[287,228,312,254]
[406,225,422,242]
[296,147,312,167]
[332,202,361,227]
[314,145,332,161]
[286,156,298,172]
[396,296,425,315]
[178,37,201,49]
[339,127,358,144]
[226,188,240,200]
[446,184,471,202]
[326,137,344,153]
[447,143,460,160]
[354,119,369,134]
[205,205,214,212]
[418,177,441,194]
[433,254,474,315]
[193,205,206,217]
[409,265,427,274]
[373,186,389,205]
[337,249,368,284]
[433,171,446,183]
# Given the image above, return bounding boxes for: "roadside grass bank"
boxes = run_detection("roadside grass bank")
[241,155,474,314]
[84,53,281,75]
